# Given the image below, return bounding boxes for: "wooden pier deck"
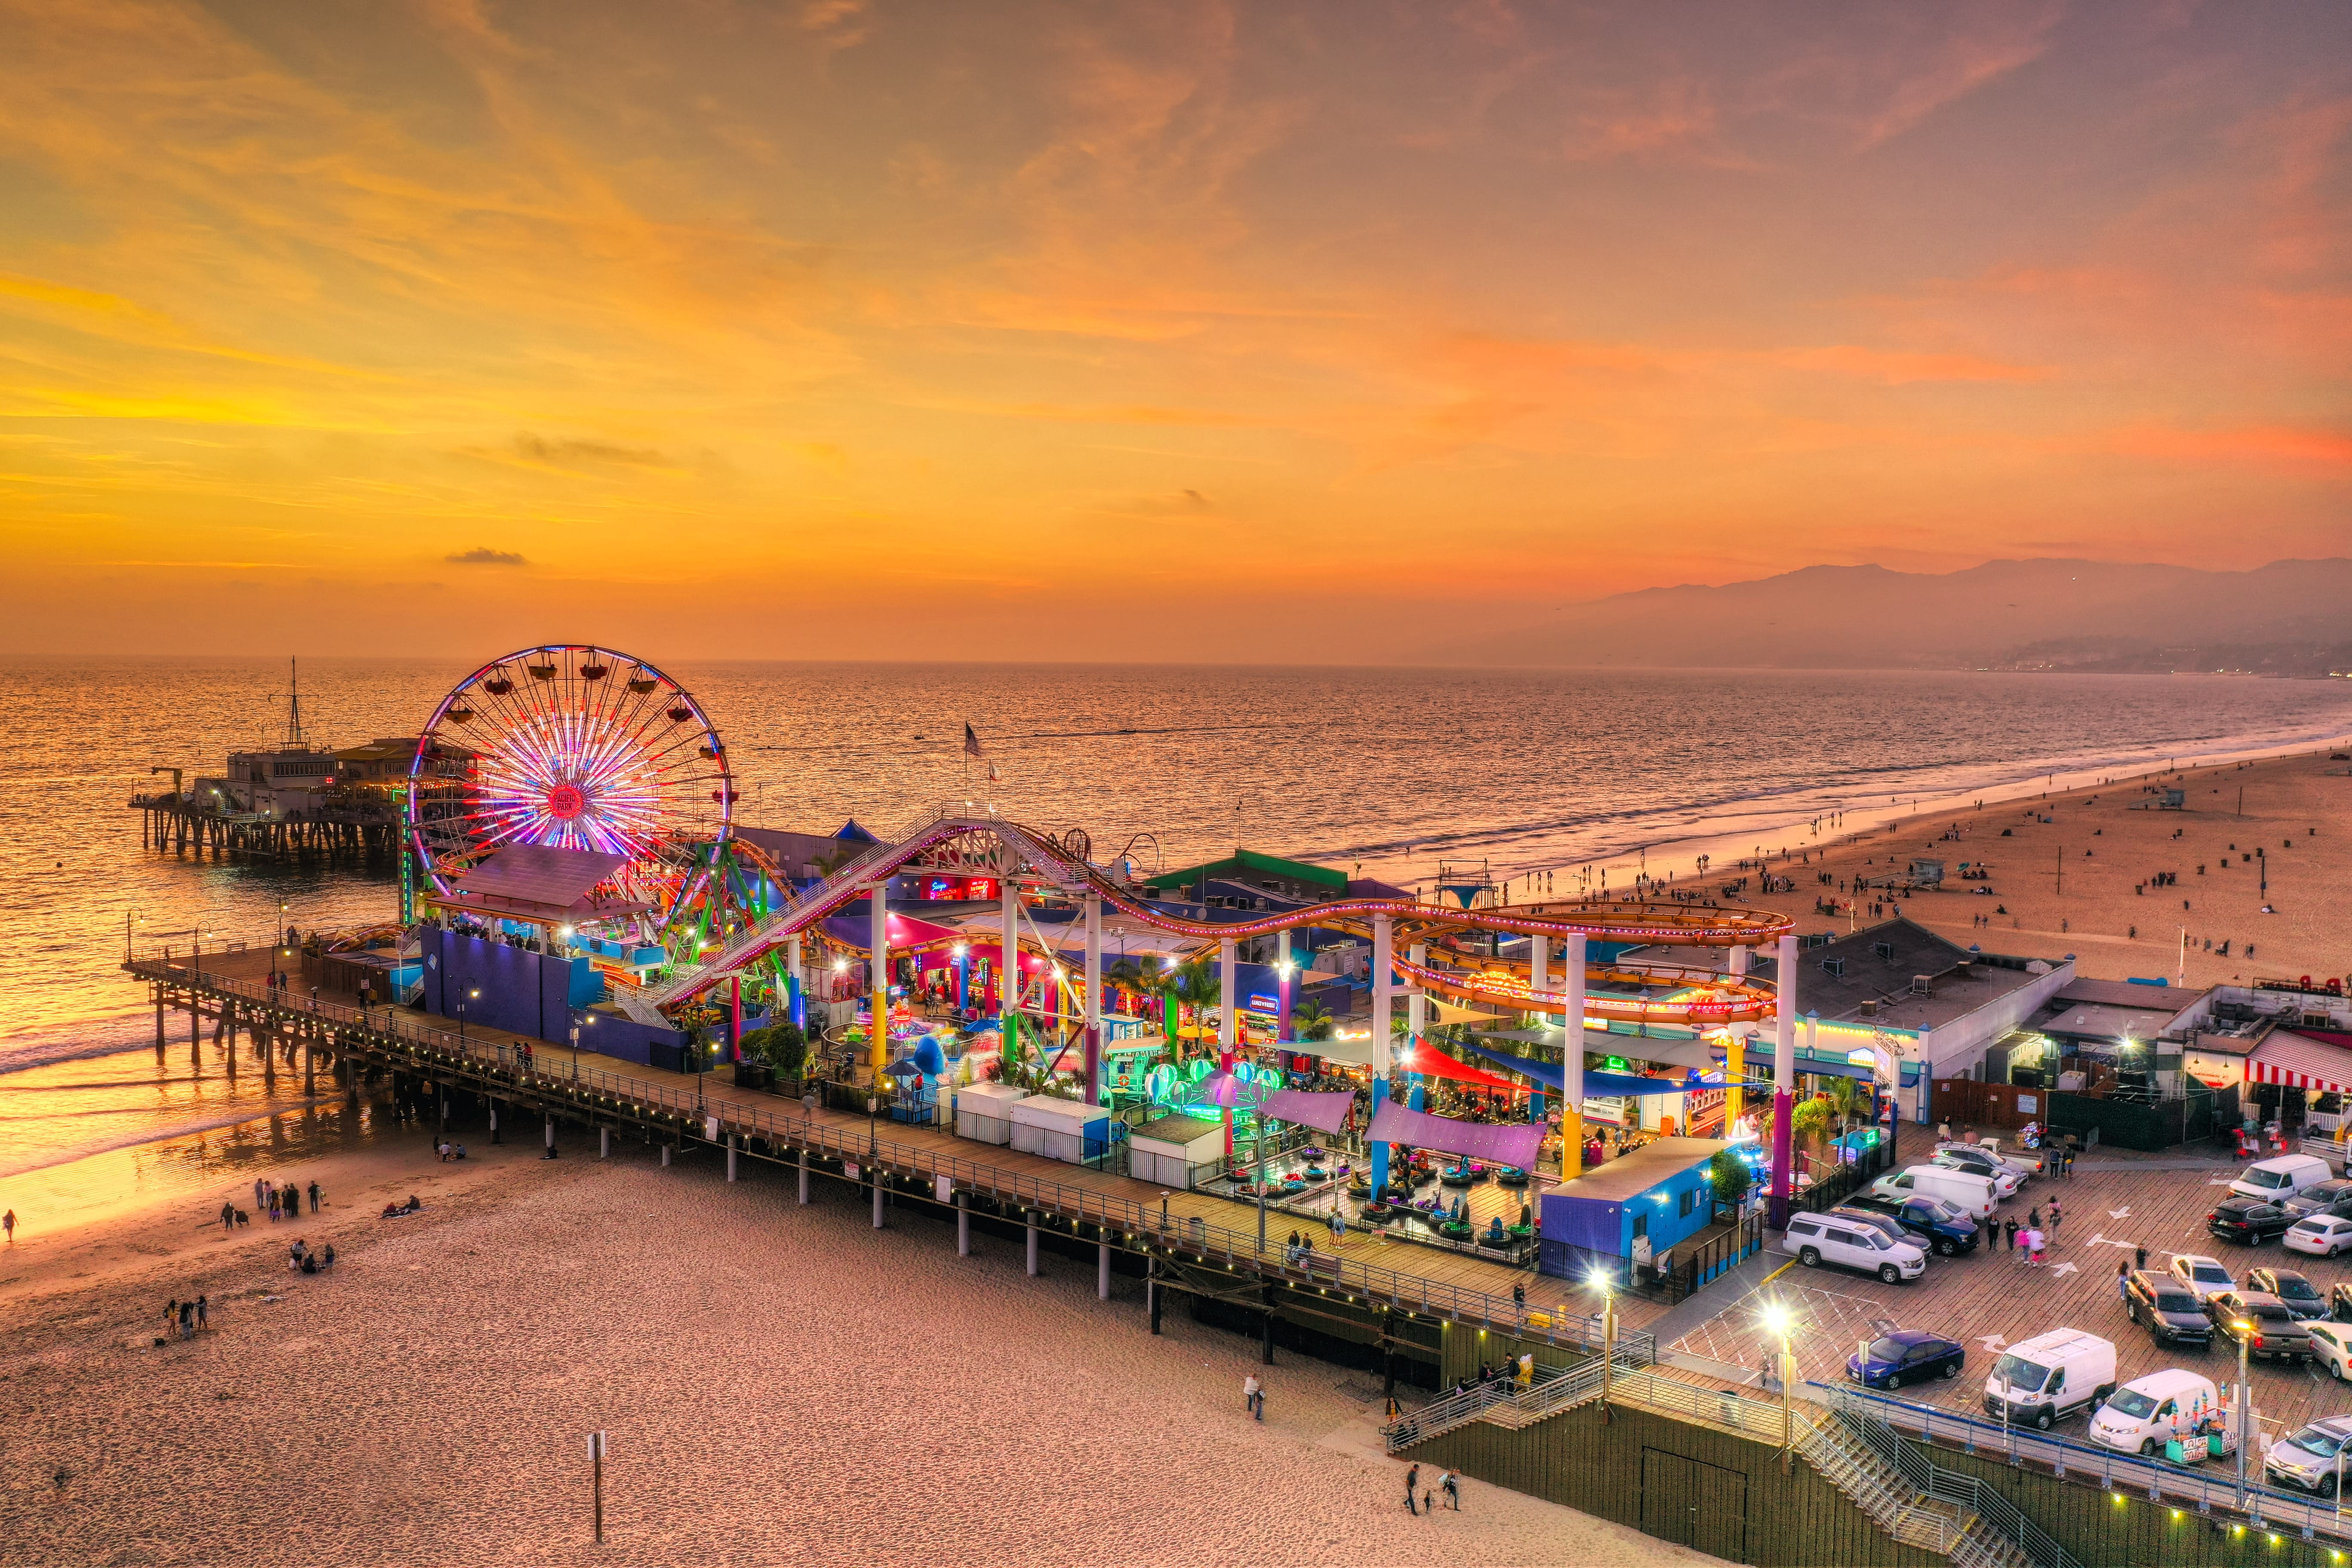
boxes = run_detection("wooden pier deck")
[129,948,1667,1365]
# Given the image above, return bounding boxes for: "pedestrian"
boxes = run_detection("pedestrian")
[253,1178,265,1214]
[1244,1372,1261,1421]
[163,1299,178,1337]
[2047,1199,2062,1241]
[307,1180,321,1214]
[321,1242,335,1271]
[195,1295,208,1331]
[177,1299,193,1339]
[1442,1470,1462,1510]
[2026,1227,2045,1266]
[4,1208,15,1243]
[2028,1205,2042,1232]
[2117,1260,2131,1301]
[2004,1217,2018,1251]
[267,1188,279,1223]
[219,1202,234,1234]
[1405,1464,1421,1516]
[2135,1244,2148,1271]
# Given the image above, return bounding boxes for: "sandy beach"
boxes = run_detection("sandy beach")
[0,1124,1707,1568]
[1680,747,2352,986]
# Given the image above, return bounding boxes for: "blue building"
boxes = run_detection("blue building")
[1538,1136,1739,1286]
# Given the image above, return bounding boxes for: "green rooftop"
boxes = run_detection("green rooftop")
[1143,847,1348,893]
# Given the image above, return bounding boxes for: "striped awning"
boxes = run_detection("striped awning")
[2247,1032,2352,1095]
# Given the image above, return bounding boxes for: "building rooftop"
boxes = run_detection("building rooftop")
[1786,918,2061,1033]
[1549,1136,1727,1203]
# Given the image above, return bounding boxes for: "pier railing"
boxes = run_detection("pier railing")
[132,956,1601,1351]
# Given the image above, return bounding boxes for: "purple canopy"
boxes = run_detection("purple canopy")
[1368,1102,1544,1168]
[1262,1089,1353,1134]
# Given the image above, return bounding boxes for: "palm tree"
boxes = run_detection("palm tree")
[1105,957,1150,1017]
[1291,997,1336,1042]
[1825,1076,1863,1145]
[1166,955,1222,1058]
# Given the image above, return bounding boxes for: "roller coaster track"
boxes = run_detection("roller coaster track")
[642,814,1795,1019]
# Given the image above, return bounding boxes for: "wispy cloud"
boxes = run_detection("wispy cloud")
[446,546,528,565]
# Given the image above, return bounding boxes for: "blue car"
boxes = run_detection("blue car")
[1854,1194,1981,1256]
[1846,1329,1966,1390]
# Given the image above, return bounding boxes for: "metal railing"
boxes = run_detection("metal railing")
[1824,1388,2078,1568]
[1823,1383,2352,1547]
[135,956,1594,1349]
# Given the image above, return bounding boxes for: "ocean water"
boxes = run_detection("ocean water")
[6,656,2352,1208]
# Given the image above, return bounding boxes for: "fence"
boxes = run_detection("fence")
[135,956,1597,1352]
[1382,1332,1665,1448]
[1825,1387,2079,1568]
[1822,1382,2352,1545]
[1790,1141,1897,1215]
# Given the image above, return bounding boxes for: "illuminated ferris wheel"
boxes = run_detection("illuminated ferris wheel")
[408,644,733,927]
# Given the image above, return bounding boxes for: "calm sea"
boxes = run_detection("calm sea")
[6,657,2352,1218]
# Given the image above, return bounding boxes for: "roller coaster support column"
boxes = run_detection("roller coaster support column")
[1000,872,1021,1066]
[1219,936,1238,1157]
[1275,930,1292,1041]
[1406,942,1426,1040]
[786,935,805,1032]
[1370,915,1394,1195]
[869,881,890,1077]
[1724,945,1750,1132]
[1082,894,1104,1105]
[1769,933,1797,1228]
[1528,935,1550,1120]
[1562,933,1587,1180]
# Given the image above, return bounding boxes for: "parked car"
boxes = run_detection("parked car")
[1931,1140,2036,1187]
[1867,1165,1999,1221]
[2124,1269,2214,1349]
[2208,1197,2294,1245]
[1829,1206,1923,1252]
[2206,1290,2312,1362]
[2230,1153,2335,1204]
[2090,1369,2225,1456]
[1845,1329,1965,1390]
[2284,1215,2352,1258]
[1982,1329,2116,1430]
[2248,1267,2330,1321]
[2265,1416,2352,1496]
[1929,1149,2023,1197]
[1782,1212,1928,1283]
[2280,1177,2352,1221]
[1849,1194,1981,1256]
[2169,1253,2236,1303]
[2306,1322,2352,1382]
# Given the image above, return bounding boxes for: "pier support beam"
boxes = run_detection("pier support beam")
[872,1175,885,1229]
[1148,1259,1162,1334]
[1025,1212,1040,1276]
[155,988,166,1051]
[798,1148,810,1204]
[956,1192,970,1255]
[303,1041,314,1095]
[727,1134,738,1183]
[1098,1240,1111,1301]
[488,1101,500,1144]
[660,1143,671,1168]
[599,1127,610,1160]
[1261,1286,1276,1365]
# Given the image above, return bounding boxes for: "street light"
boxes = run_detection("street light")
[1588,1268,1618,1421]
[2231,1317,2254,1504]
[457,987,479,1045]
[1762,1301,1796,1470]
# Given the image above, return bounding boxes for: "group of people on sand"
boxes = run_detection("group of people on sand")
[286,1237,334,1274]
[217,1177,321,1232]
[379,1194,424,1219]
[162,1295,209,1340]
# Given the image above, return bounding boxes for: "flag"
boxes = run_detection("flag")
[987,761,1000,783]
[964,722,983,758]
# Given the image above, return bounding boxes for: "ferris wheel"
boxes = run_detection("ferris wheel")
[408,645,733,929]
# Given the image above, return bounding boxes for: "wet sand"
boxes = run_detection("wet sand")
[0,1129,1709,1568]
[1688,748,2352,986]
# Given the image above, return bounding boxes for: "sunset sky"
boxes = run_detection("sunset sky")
[2,0,2346,660]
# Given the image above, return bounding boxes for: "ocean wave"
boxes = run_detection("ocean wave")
[0,1097,335,1181]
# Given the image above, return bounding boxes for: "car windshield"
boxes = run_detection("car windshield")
[2287,1428,2349,1458]
[2108,1389,2160,1419]
[2254,1303,2294,1322]
[2249,1168,2288,1187]
[2276,1277,2322,1301]
[1918,1199,1966,1223]
[2192,1263,2231,1284]
[1867,1337,1907,1362]
[1993,1354,2050,1393]
[2156,1292,2199,1312]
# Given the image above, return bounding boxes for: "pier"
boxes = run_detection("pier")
[129,791,397,863]
[128,945,1660,1389]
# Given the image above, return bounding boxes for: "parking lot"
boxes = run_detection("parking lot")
[1668,1148,2352,1456]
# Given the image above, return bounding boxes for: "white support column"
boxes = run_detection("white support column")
[1025,1214,1040,1276]
[872,1175,885,1229]
[1371,915,1394,1074]
[1083,893,1104,1103]
[660,1143,671,1168]
[1529,934,1551,1026]
[1775,935,1798,1092]
[1218,937,1238,1052]
[869,878,890,1076]
[1562,932,1587,1179]
[1001,868,1022,1061]
[1406,943,1427,1040]
[786,933,804,1014]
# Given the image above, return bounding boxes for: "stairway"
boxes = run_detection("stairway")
[1796,1416,1967,1556]
[1950,1518,2035,1568]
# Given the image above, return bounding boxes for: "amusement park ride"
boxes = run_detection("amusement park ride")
[399,642,1818,1215]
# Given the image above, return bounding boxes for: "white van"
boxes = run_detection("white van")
[1781,1212,1928,1283]
[2231,1154,2334,1203]
[1982,1329,2117,1430]
[1869,1165,1999,1221]
[2089,1369,2223,1455]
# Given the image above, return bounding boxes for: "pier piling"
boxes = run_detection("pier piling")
[544,1114,557,1159]
[1026,1213,1040,1276]
[599,1127,609,1159]
[871,1175,884,1229]
[727,1135,738,1183]
[797,1148,809,1204]
[660,1143,671,1168]
[1098,1240,1111,1301]
[1148,1260,1161,1335]
[956,1192,969,1255]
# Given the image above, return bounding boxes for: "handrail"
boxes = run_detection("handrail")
[134,956,1603,1349]
[1821,1383,2349,1550]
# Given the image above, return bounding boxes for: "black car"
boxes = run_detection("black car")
[1851,1195,1981,1256]
[2250,1268,2331,1321]
[2208,1289,2312,1362]
[2282,1179,2352,1221]
[2210,1197,2295,1245]
[2125,1269,2214,1348]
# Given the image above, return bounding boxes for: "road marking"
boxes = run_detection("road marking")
[2109,1206,2131,1218]
[2085,1233,2140,1250]
[2049,1261,2079,1277]
[1977,1335,2008,1350]
[1759,1260,1795,1287]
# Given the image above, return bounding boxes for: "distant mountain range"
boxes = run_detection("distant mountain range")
[1454,558,2352,673]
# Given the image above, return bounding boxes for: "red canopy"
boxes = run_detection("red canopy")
[1395,1041,1527,1093]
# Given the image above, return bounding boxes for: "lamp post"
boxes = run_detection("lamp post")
[1762,1303,1796,1470]
[2232,1317,2253,1504]
[457,987,478,1046]
[1589,1270,1618,1421]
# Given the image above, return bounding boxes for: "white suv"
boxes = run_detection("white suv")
[1784,1213,1927,1283]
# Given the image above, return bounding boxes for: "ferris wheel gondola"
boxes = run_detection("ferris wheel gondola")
[408,645,733,932]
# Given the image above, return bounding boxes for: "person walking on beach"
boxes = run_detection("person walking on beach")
[1442,1470,1461,1510]
[307,1180,321,1215]
[3,1209,13,1243]
[1244,1373,1262,1421]
[219,1202,234,1234]
[177,1300,193,1340]
[1404,1464,1421,1516]
[195,1295,207,1331]
[253,1178,266,1214]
